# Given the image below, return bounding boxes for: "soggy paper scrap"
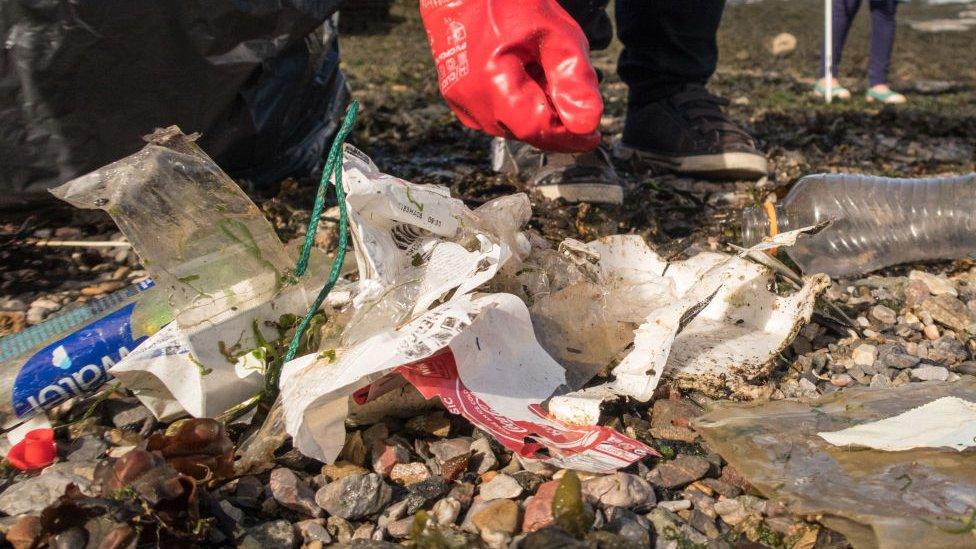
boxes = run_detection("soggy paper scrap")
[280,293,655,472]
[818,396,976,451]
[398,350,656,473]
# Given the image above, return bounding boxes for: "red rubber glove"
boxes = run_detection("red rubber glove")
[420,0,603,153]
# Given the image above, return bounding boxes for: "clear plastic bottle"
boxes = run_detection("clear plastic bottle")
[741,172,976,278]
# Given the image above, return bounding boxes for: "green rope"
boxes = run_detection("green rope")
[262,100,359,401]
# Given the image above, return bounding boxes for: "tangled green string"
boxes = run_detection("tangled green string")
[262,100,359,401]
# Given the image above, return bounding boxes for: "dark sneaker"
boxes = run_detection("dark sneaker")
[615,84,767,180]
[491,138,624,205]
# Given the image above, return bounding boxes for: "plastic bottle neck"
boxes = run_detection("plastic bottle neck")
[741,203,793,247]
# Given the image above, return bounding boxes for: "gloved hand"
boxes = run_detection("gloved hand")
[420,0,602,153]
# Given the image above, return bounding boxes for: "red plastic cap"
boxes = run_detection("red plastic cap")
[7,428,56,471]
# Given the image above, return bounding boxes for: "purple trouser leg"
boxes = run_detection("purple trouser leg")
[821,0,898,86]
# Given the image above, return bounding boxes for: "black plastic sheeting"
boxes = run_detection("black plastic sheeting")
[0,0,349,208]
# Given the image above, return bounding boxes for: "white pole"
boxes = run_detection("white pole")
[825,0,833,103]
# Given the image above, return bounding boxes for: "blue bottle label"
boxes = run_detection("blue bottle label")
[12,303,146,417]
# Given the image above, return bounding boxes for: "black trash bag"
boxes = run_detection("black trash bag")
[0,0,349,208]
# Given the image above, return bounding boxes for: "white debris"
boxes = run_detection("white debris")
[544,230,828,414]
[818,396,976,451]
[279,149,656,473]
[279,148,826,470]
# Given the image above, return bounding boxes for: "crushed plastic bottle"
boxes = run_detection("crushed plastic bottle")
[742,172,976,277]
[0,281,171,426]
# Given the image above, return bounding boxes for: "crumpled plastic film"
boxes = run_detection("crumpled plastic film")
[52,128,310,418]
[693,380,976,549]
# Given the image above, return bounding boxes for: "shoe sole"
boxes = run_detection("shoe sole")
[534,183,624,205]
[865,95,906,105]
[615,143,768,180]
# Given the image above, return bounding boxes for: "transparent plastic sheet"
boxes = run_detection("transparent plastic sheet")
[51,128,310,418]
[693,380,976,549]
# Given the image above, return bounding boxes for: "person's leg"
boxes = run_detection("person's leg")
[864,0,906,102]
[614,0,767,180]
[558,0,612,53]
[821,0,862,79]
[867,0,898,86]
[615,0,725,107]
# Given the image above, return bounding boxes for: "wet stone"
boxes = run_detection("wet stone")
[920,295,976,333]
[954,361,976,376]
[405,477,451,513]
[605,507,652,545]
[0,471,91,515]
[429,437,472,462]
[269,467,321,517]
[852,344,878,367]
[66,435,108,462]
[688,508,720,538]
[50,527,88,549]
[682,488,716,518]
[582,472,656,512]
[240,520,297,549]
[911,365,949,381]
[295,519,332,544]
[883,352,920,370]
[522,479,560,533]
[471,498,520,536]
[701,478,742,498]
[480,473,523,501]
[511,470,544,493]
[314,473,393,520]
[649,399,701,443]
[389,462,430,485]
[910,271,956,296]
[469,437,497,475]
[870,304,897,325]
[646,508,684,543]
[648,455,711,489]
[714,498,749,526]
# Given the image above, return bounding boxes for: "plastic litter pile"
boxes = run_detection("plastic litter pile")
[3,124,974,548]
[37,128,829,474]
